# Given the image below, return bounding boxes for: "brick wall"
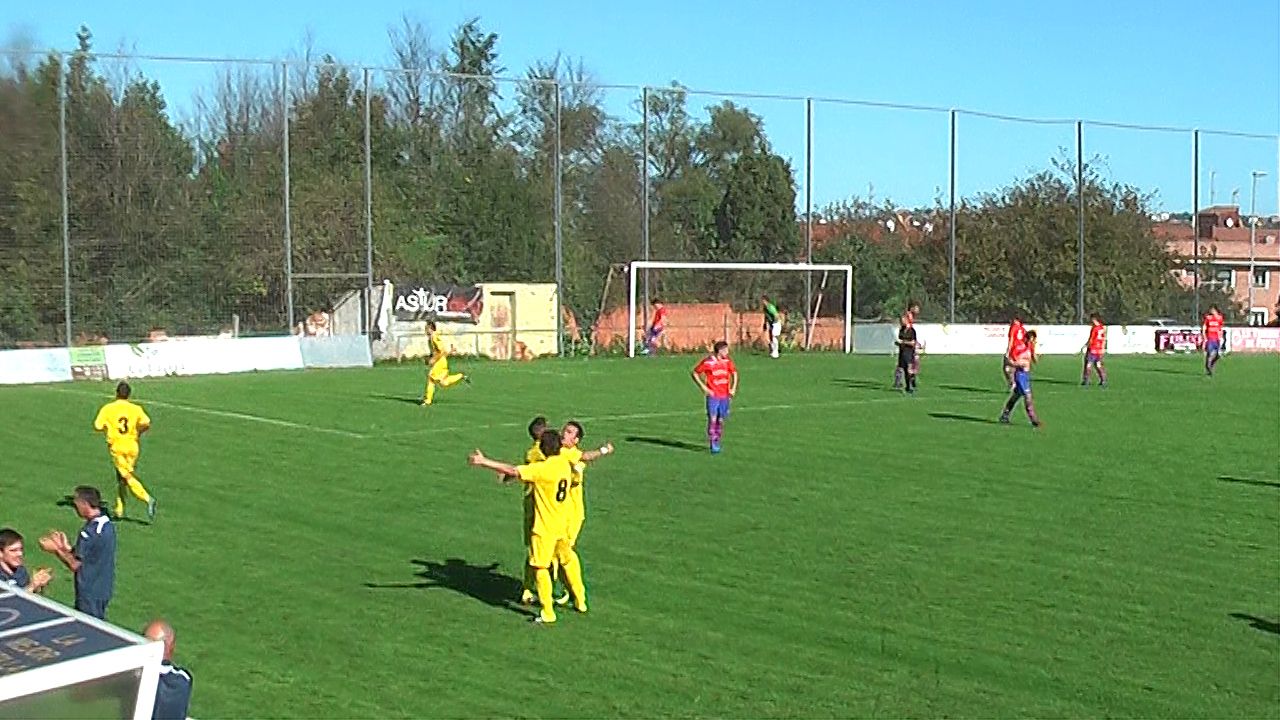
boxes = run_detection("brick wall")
[592,303,845,352]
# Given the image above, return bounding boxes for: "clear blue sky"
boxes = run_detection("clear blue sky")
[7,0,1279,213]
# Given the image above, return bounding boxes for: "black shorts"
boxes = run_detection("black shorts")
[897,354,915,371]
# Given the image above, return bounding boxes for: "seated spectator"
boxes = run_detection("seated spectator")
[0,528,53,593]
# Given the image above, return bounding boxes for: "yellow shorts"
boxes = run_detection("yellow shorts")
[528,534,573,569]
[522,497,535,547]
[110,449,138,479]
[567,514,584,547]
[428,359,450,382]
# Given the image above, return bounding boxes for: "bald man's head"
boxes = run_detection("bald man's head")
[144,619,176,660]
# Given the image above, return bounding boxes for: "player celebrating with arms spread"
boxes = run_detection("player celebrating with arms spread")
[1000,329,1042,428]
[518,416,548,605]
[1202,305,1225,376]
[1082,314,1108,387]
[94,382,156,521]
[470,430,588,624]
[555,421,613,606]
[422,320,469,406]
[692,341,738,454]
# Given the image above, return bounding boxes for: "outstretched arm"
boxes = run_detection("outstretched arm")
[580,443,615,463]
[469,450,520,479]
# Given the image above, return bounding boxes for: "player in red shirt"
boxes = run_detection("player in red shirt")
[1003,315,1027,385]
[1202,305,1225,376]
[691,341,738,454]
[643,299,668,356]
[1000,329,1041,428]
[1081,313,1108,387]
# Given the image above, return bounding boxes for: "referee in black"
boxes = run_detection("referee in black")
[895,318,919,394]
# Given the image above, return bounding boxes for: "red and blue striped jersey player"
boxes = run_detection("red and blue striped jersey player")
[1202,306,1225,376]
[1003,315,1027,385]
[1081,314,1108,387]
[643,299,669,356]
[1000,329,1042,428]
[691,341,738,454]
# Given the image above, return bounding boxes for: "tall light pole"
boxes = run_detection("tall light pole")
[1248,170,1268,324]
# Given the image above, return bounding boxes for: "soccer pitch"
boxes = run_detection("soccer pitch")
[4,353,1278,718]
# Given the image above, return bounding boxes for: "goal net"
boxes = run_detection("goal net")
[613,261,853,357]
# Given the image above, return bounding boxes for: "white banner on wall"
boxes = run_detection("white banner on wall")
[1105,326,1158,355]
[1228,327,1280,353]
[0,348,72,385]
[104,337,305,379]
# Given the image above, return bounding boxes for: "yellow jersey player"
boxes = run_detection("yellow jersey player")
[469,429,586,624]
[93,382,156,520]
[518,416,548,605]
[421,320,469,406]
[555,420,613,606]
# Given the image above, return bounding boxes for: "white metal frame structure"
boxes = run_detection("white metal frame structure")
[0,585,163,719]
[627,260,854,356]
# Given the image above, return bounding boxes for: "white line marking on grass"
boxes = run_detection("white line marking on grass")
[380,395,992,439]
[44,387,367,439]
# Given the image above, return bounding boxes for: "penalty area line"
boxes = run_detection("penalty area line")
[43,386,367,439]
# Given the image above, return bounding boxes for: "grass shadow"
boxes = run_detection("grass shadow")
[363,558,533,617]
[938,384,1003,395]
[55,496,150,525]
[1033,377,1075,386]
[1217,475,1280,490]
[832,378,900,394]
[369,393,423,406]
[1132,365,1197,376]
[1230,612,1280,635]
[928,412,999,425]
[624,436,704,452]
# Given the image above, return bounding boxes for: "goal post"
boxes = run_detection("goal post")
[626,260,854,357]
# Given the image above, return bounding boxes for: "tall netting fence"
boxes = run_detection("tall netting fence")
[0,50,65,347]
[0,45,1276,352]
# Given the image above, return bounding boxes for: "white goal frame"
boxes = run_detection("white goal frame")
[627,260,854,357]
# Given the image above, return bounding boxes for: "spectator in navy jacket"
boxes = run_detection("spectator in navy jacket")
[144,619,194,720]
[40,486,116,619]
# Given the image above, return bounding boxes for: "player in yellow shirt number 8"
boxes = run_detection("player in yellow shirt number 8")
[470,429,591,625]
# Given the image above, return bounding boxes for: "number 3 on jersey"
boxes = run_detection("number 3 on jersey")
[118,417,129,434]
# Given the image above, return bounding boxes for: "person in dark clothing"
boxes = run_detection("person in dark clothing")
[144,619,194,720]
[895,320,919,394]
[40,485,116,619]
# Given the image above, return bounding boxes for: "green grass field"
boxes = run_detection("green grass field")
[3,352,1278,718]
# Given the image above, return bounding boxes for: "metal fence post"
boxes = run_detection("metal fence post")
[1192,130,1200,322]
[363,67,375,339]
[641,86,651,332]
[1076,120,1085,324]
[804,97,813,349]
[282,61,295,333]
[948,109,958,324]
[554,80,564,356]
[58,53,71,347]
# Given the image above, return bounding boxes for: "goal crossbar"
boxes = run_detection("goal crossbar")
[627,260,854,356]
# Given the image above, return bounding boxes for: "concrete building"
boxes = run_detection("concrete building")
[1154,205,1280,325]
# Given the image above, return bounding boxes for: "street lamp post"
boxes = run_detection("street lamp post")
[1249,170,1267,325]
